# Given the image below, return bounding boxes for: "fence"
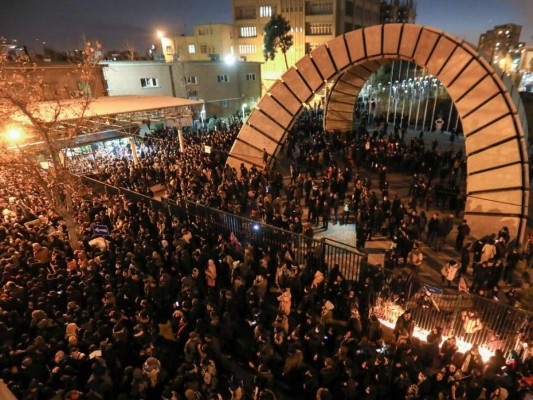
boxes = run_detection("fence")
[372,287,532,358]
[80,176,365,282]
[79,175,533,358]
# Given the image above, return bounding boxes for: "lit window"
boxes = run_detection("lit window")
[186,76,198,84]
[217,75,229,83]
[188,44,196,54]
[505,30,510,34]
[240,26,257,37]
[239,44,257,54]
[246,73,256,81]
[140,78,159,88]
[259,6,273,18]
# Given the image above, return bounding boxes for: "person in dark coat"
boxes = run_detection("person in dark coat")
[459,242,471,277]
[393,309,414,342]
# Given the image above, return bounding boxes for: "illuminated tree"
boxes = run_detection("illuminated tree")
[263,14,293,71]
[0,41,102,250]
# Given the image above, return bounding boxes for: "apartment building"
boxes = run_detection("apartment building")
[232,0,409,88]
[171,24,235,62]
[478,23,522,64]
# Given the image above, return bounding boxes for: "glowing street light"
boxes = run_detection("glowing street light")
[5,126,23,143]
[242,103,248,120]
[224,54,236,65]
[156,30,175,62]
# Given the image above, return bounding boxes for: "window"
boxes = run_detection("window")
[217,75,229,83]
[198,28,207,35]
[186,76,198,84]
[240,26,257,37]
[239,44,257,54]
[236,7,256,19]
[165,45,172,55]
[200,44,208,54]
[188,44,196,54]
[140,78,159,88]
[246,73,256,81]
[306,23,332,35]
[259,6,273,17]
[220,100,230,108]
[77,81,92,97]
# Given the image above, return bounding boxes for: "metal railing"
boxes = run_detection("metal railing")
[80,176,364,282]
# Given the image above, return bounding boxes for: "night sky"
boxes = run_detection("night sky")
[1,0,531,54]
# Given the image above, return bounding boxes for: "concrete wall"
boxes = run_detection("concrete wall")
[4,63,106,100]
[102,61,175,97]
[183,61,262,117]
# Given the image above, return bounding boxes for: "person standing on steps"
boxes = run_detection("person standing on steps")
[321,200,330,230]
[455,219,470,251]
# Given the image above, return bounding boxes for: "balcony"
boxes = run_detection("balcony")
[305,1,333,15]
[306,23,333,36]
[235,8,256,20]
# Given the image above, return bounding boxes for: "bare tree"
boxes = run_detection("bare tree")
[124,40,138,61]
[0,41,102,250]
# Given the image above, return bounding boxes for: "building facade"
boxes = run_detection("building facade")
[169,24,235,63]
[2,63,106,100]
[101,60,262,119]
[380,0,416,24]
[232,0,416,89]
[102,61,185,97]
[478,23,522,65]
[183,61,262,117]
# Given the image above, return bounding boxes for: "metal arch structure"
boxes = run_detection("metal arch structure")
[226,24,529,243]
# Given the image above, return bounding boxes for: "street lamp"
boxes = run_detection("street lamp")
[224,54,236,65]
[156,30,172,62]
[5,126,22,143]
[242,103,248,121]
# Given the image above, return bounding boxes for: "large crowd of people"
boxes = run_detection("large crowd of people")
[76,116,467,250]
[0,163,533,400]
[0,166,532,400]
[0,111,531,399]
[71,113,531,318]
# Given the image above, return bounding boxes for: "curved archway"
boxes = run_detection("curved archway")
[227,24,529,242]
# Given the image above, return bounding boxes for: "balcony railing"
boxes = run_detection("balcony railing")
[305,1,333,15]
